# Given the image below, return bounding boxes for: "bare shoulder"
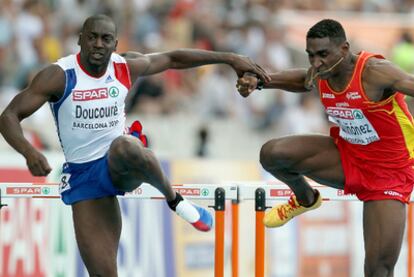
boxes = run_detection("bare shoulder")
[364,57,393,73]
[41,64,66,80]
[120,51,151,79]
[362,57,398,86]
[31,64,66,99]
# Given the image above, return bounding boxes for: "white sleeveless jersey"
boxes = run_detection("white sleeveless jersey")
[51,53,131,163]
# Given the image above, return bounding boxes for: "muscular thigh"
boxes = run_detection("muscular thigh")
[263,134,345,188]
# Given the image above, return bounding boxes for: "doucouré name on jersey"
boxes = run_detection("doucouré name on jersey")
[75,105,119,119]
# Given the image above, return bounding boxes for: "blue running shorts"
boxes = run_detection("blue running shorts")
[59,154,125,205]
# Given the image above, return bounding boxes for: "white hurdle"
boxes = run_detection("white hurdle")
[0,182,238,200]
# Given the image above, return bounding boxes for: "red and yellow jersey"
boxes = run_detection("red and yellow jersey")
[318,51,414,169]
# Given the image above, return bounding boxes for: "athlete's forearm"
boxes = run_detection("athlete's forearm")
[263,69,309,92]
[165,49,237,69]
[0,111,37,157]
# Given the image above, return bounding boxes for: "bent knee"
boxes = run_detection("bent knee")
[109,136,148,166]
[260,139,294,170]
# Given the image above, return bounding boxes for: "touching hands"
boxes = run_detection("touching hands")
[236,73,260,97]
[230,55,271,84]
[24,149,52,176]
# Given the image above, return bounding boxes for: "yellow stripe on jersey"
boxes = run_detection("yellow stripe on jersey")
[393,98,414,159]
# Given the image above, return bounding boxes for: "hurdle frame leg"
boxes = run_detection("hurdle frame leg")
[255,188,266,277]
[211,187,225,277]
[231,197,239,277]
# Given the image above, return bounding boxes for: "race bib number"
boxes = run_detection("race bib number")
[326,107,380,145]
[59,173,72,194]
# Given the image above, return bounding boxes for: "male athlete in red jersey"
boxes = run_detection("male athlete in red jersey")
[237,19,414,277]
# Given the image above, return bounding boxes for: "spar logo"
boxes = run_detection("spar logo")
[326,108,363,119]
[72,88,108,101]
[175,188,200,196]
[6,187,42,195]
[270,189,293,197]
[109,86,119,97]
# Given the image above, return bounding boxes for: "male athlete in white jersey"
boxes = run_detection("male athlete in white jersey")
[0,14,270,276]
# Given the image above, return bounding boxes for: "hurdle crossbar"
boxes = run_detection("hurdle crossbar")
[0,182,238,200]
[3,181,414,201]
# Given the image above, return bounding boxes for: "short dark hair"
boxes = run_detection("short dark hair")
[306,19,346,45]
[82,14,117,35]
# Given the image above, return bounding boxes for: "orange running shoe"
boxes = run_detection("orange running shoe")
[263,190,322,228]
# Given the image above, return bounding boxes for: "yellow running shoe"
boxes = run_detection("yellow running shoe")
[263,190,322,228]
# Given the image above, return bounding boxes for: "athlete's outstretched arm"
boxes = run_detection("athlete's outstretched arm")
[121,50,270,83]
[0,65,65,176]
[236,68,311,97]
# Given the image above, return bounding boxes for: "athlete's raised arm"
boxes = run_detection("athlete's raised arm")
[121,50,270,83]
[0,65,65,176]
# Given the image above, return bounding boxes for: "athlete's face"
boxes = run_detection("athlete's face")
[78,19,118,68]
[306,37,347,79]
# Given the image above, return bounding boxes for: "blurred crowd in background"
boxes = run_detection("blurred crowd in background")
[1,0,414,154]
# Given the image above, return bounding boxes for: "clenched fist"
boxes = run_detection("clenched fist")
[236,73,261,98]
[24,148,52,176]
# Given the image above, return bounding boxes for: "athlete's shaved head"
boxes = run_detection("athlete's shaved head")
[82,14,117,35]
[78,14,118,72]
